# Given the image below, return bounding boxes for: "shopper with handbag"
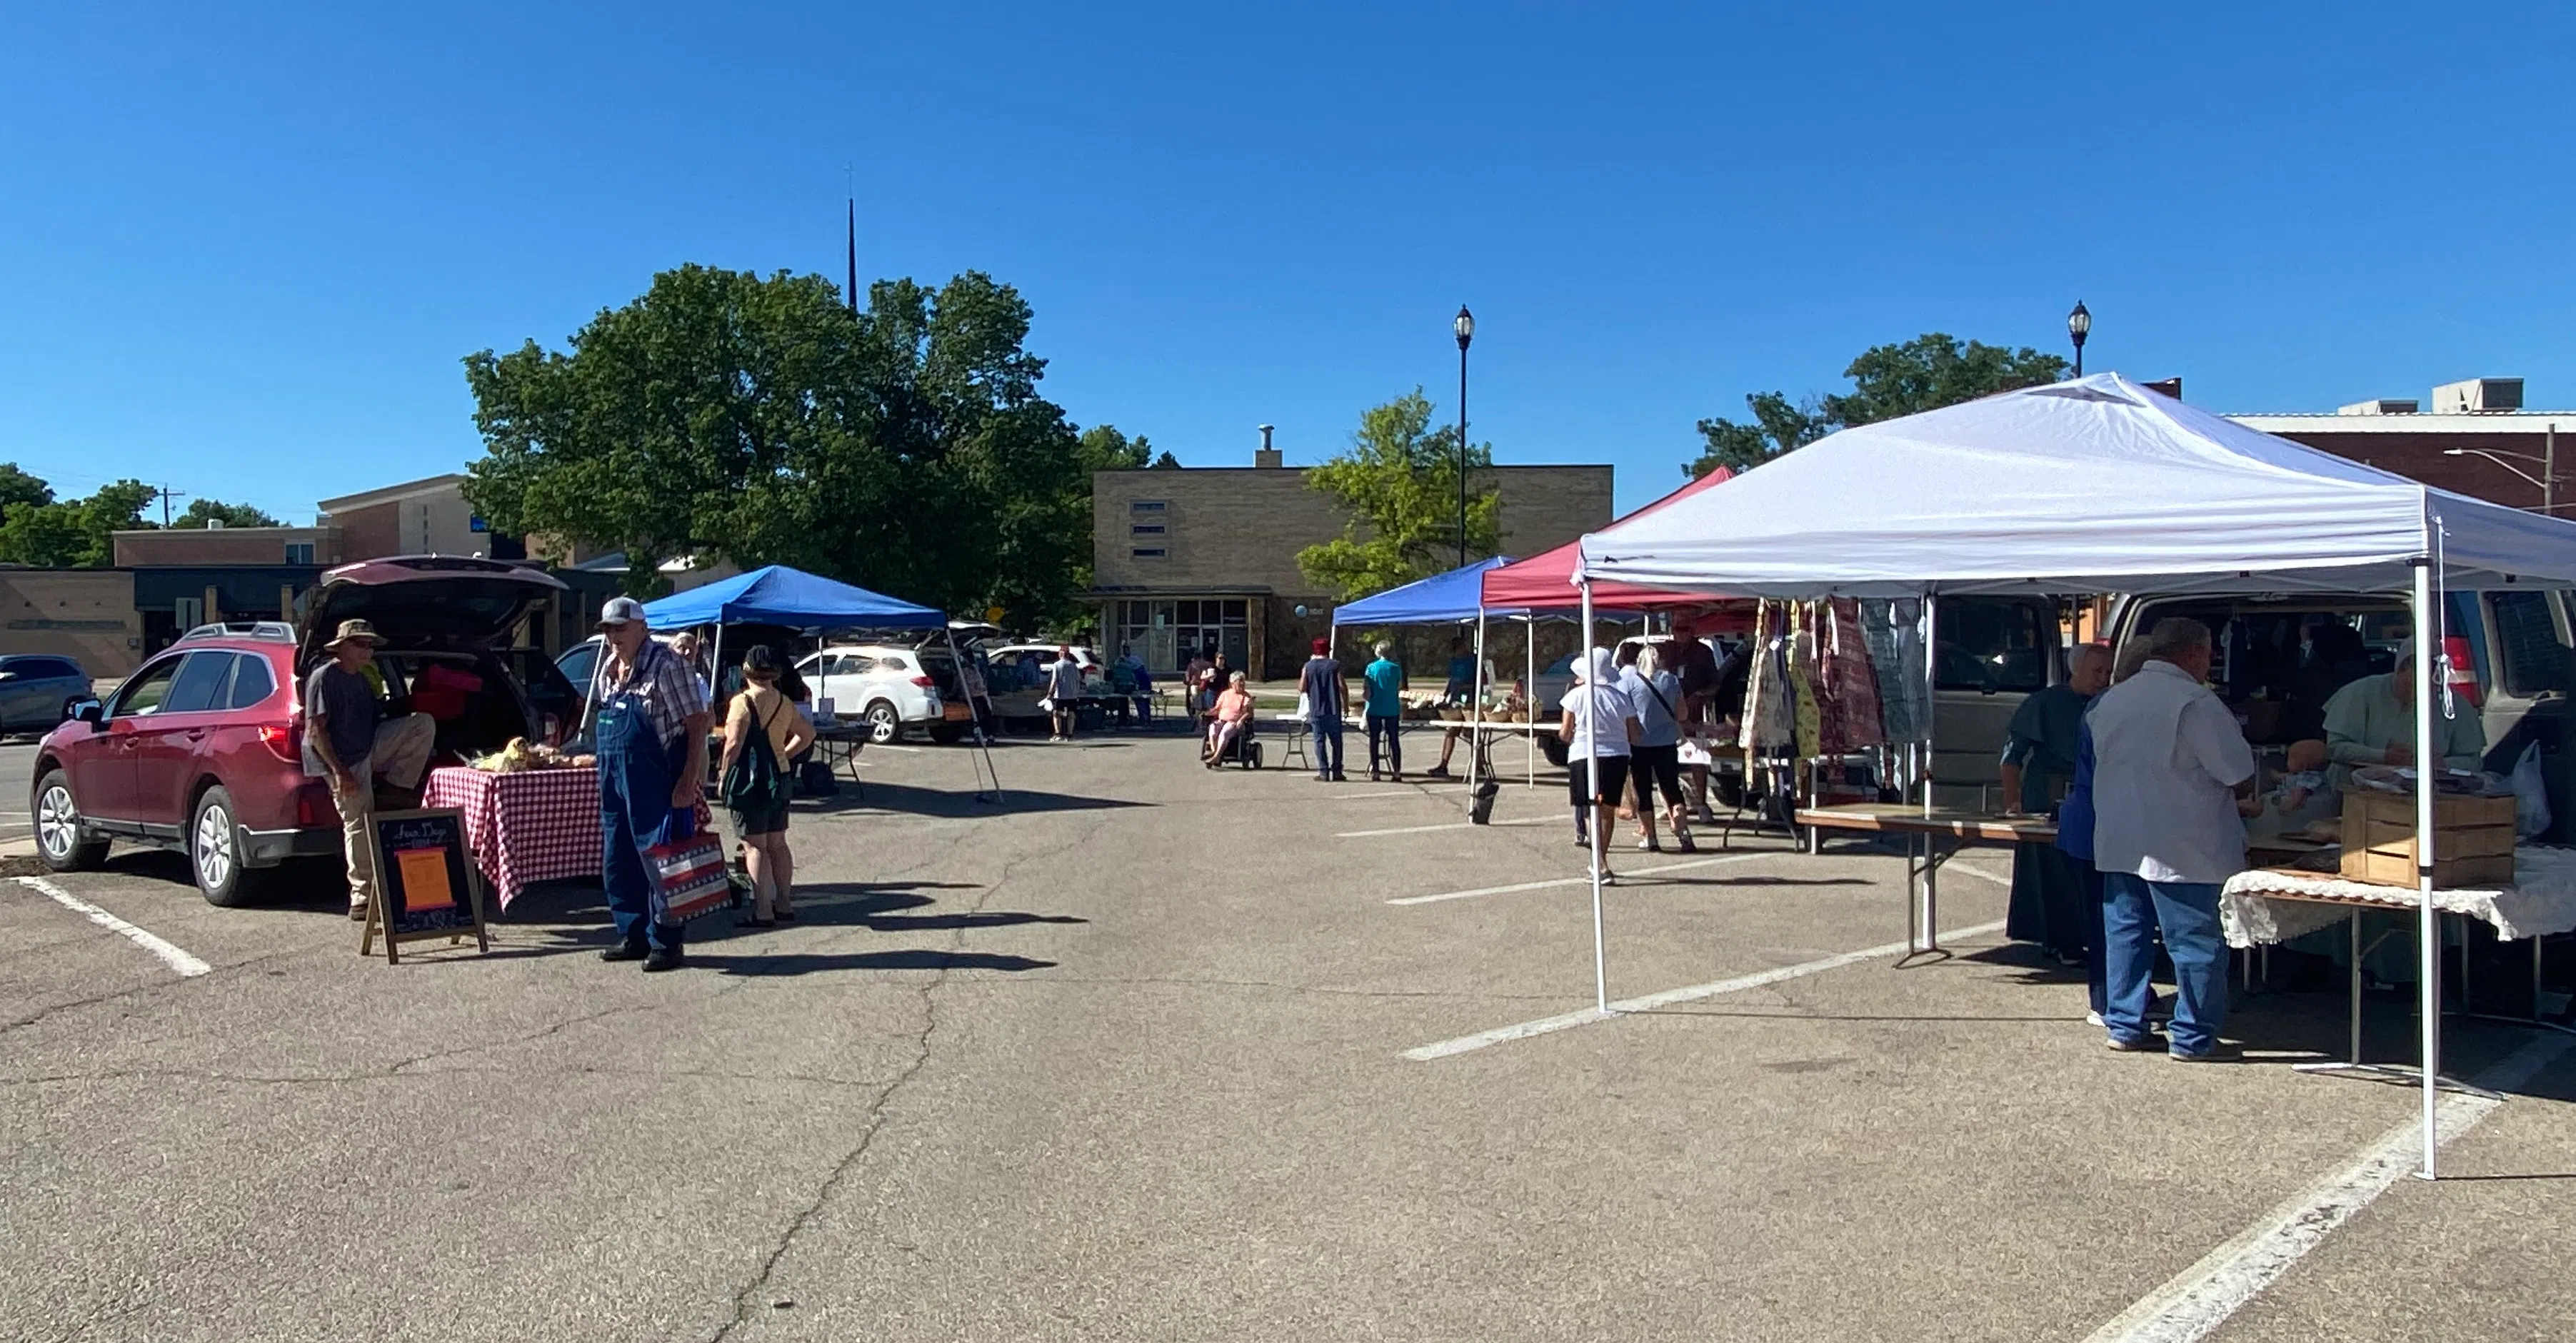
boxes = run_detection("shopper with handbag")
[587,597,713,972]
[723,645,815,927]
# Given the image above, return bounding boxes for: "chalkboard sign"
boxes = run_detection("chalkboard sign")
[359,808,489,962]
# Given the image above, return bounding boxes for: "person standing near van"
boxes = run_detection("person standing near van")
[304,619,436,922]
[1361,641,1408,782]
[1046,645,1086,741]
[591,597,712,972]
[1300,638,1350,782]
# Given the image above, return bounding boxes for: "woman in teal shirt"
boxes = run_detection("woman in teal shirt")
[1363,642,1408,782]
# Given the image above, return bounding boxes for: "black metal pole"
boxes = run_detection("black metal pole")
[1457,341,1469,569]
[2073,343,2083,378]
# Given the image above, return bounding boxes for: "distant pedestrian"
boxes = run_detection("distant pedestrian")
[588,596,713,973]
[1621,643,1693,852]
[721,645,814,927]
[1424,635,1482,780]
[1203,670,1255,766]
[1362,640,1408,782]
[671,630,712,701]
[2090,618,2257,1061]
[1562,648,1642,879]
[1185,647,1215,714]
[1046,645,1086,741]
[1299,637,1350,782]
[1115,643,1153,725]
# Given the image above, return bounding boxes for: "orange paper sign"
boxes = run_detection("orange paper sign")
[395,847,455,914]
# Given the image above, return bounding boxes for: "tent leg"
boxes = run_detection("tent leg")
[946,626,1004,803]
[1920,593,1940,952]
[2413,550,2440,1179]
[708,625,725,791]
[1581,578,1608,1014]
[1525,617,1537,788]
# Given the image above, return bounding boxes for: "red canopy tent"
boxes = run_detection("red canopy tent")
[1480,467,1735,610]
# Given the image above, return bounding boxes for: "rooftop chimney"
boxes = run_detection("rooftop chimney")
[2432,378,2523,414]
[1255,423,1282,469]
[2337,398,2420,416]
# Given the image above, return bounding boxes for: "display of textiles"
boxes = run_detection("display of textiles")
[1820,597,1887,752]
[1860,597,1930,745]
[1787,605,1823,760]
[1738,603,1795,752]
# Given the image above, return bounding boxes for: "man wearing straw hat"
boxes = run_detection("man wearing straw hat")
[304,618,436,922]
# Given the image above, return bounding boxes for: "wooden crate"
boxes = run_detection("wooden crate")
[2338,790,2516,887]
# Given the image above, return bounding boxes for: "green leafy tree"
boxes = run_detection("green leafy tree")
[1690,333,2070,478]
[1078,425,1153,472]
[463,263,1091,620]
[1149,451,1181,469]
[176,498,281,528]
[0,463,54,514]
[1296,388,1501,601]
[0,478,156,567]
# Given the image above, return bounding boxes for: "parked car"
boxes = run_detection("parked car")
[0,654,93,734]
[30,558,577,906]
[978,643,1107,725]
[796,643,969,745]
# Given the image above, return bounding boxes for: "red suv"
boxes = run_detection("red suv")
[31,557,578,905]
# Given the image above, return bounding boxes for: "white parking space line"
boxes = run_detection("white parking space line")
[1389,852,1775,905]
[873,743,924,753]
[1338,818,1550,838]
[1404,918,2010,1061]
[13,875,212,978]
[2083,1030,2576,1343]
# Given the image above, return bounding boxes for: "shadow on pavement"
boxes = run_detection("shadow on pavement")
[801,782,1146,819]
[688,949,1058,975]
[788,881,1087,933]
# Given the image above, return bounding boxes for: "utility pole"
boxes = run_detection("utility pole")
[151,485,186,527]
[846,164,859,317]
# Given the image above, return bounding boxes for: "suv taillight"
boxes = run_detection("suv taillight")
[257,724,301,763]
[2443,635,2482,708]
[911,675,936,688]
[295,783,336,828]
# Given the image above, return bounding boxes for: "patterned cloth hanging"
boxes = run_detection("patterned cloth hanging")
[1860,597,1930,745]
[1819,596,1886,752]
[1787,603,1823,760]
[1739,602,1795,752]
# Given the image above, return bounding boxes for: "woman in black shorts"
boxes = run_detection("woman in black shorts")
[1559,648,1641,880]
[1623,643,1693,852]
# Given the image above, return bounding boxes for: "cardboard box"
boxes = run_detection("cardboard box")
[2337,790,2516,887]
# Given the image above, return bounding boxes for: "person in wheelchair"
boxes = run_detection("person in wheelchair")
[1203,670,1257,768]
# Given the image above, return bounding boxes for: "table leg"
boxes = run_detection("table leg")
[2297,910,2508,1097]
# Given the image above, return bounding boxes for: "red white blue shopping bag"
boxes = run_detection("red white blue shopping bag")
[646,809,731,926]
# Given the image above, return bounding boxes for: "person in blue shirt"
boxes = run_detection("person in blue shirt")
[1620,643,1694,852]
[1361,642,1409,781]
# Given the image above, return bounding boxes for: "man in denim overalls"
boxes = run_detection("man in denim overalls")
[588,598,713,972]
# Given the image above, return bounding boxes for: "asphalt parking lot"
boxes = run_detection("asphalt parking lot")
[1,729,2571,1342]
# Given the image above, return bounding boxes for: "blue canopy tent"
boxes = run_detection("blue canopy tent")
[641,565,944,630]
[1330,557,1524,628]
[640,566,997,800]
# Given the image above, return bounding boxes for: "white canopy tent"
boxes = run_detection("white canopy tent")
[1570,373,2576,1179]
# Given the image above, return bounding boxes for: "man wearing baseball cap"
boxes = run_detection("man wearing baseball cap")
[304,619,436,921]
[587,596,713,972]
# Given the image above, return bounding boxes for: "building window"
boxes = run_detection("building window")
[285,543,315,565]
[1117,598,1248,675]
[1131,523,1166,536]
[1131,500,1168,513]
[1131,547,1168,558]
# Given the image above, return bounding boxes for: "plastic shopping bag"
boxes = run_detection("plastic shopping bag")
[2510,742,2553,839]
[647,808,733,926]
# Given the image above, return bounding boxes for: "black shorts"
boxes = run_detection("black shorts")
[1567,755,1632,808]
[729,802,789,837]
[1629,743,1684,805]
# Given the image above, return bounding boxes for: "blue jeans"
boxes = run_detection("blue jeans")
[1365,714,1402,775]
[2103,873,2224,1054]
[1308,715,1345,777]
[2073,858,2108,1018]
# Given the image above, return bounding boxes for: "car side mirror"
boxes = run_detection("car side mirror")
[71,698,105,727]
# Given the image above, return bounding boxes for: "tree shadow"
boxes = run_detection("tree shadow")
[1657,875,1873,889]
[781,881,1086,932]
[797,782,1147,820]
[688,949,1058,975]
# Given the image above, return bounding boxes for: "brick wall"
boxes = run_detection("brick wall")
[331,501,404,560]
[110,528,339,568]
[0,570,143,678]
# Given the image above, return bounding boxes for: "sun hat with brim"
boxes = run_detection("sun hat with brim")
[324,619,384,651]
[596,596,648,628]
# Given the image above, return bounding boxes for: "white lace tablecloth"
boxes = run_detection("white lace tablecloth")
[2220,845,2576,947]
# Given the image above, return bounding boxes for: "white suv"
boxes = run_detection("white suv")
[798,645,953,745]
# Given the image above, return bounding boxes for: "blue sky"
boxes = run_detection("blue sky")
[6,3,2574,524]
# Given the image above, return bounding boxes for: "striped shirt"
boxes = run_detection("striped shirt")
[591,638,710,749]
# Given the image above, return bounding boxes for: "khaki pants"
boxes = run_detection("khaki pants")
[332,713,436,912]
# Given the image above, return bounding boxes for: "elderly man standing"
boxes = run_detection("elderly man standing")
[2322,636,2485,793]
[588,597,712,972]
[304,619,436,922]
[2090,618,2258,1061]
[2000,643,2114,965]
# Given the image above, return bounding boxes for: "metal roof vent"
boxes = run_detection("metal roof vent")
[2432,378,2524,413]
[2337,398,2420,416]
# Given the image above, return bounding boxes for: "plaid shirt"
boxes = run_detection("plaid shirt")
[590,638,709,748]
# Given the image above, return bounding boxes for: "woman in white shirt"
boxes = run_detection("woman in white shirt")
[1560,648,1643,880]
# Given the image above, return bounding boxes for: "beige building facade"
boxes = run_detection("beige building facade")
[1091,456,1614,679]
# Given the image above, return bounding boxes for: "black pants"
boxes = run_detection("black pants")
[1365,714,1402,775]
[1628,743,1683,808]
[1567,755,1632,809]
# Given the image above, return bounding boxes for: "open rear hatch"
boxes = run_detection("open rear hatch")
[297,557,570,674]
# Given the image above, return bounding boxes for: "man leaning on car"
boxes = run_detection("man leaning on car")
[304,618,436,921]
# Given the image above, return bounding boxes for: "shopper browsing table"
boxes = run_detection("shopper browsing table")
[1045,645,1086,741]
[1621,643,1694,852]
[2089,618,2258,1060]
[1299,638,1350,782]
[722,645,814,927]
[1362,642,1408,781]
[1563,648,1643,877]
[1424,636,1478,780]
[589,596,713,972]
[302,619,436,922]
[2000,643,2113,965]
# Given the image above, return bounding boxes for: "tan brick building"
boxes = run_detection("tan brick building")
[1091,453,1613,678]
[111,525,339,568]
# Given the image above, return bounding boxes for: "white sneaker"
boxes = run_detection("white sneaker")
[2085,1010,2105,1027]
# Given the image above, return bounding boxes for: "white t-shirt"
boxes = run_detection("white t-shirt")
[1560,679,1637,759]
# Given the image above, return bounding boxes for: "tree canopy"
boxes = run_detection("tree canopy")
[0,472,157,568]
[1690,333,2068,478]
[176,498,281,529]
[1296,388,1500,601]
[461,263,1093,623]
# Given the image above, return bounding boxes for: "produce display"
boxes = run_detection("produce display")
[472,738,597,773]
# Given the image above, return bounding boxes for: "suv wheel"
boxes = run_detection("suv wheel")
[863,700,903,745]
[33,768,109,871]
[190,785,266,907]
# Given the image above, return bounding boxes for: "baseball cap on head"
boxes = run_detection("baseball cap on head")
[597,596,648,628]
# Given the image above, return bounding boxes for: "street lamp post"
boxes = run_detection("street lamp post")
[1455,306,1475,569]
[2444,433,2561,514]
[2068,300,2090,378]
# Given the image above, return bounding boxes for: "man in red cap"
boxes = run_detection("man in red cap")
[1297,637,1350,782]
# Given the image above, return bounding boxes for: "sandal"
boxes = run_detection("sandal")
[774,906,798,921]
[738,915,776,929]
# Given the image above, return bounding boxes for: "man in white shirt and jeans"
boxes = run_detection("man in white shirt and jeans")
[2087,618,2258,1061]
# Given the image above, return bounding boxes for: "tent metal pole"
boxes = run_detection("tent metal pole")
[707,624,725,795]
[1468,609,1487,805]
[1920,590,1940,957]
[1526,616,1538,788]
[1581,577,1608,1013]
[945,623,1003,803]
[2413,545,2441,1179]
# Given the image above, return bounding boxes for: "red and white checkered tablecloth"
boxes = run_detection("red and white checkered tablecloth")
[421,765,602,910]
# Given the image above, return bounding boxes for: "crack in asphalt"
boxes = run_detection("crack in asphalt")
[0,948,295,1042]
[703,826,1084,1342]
